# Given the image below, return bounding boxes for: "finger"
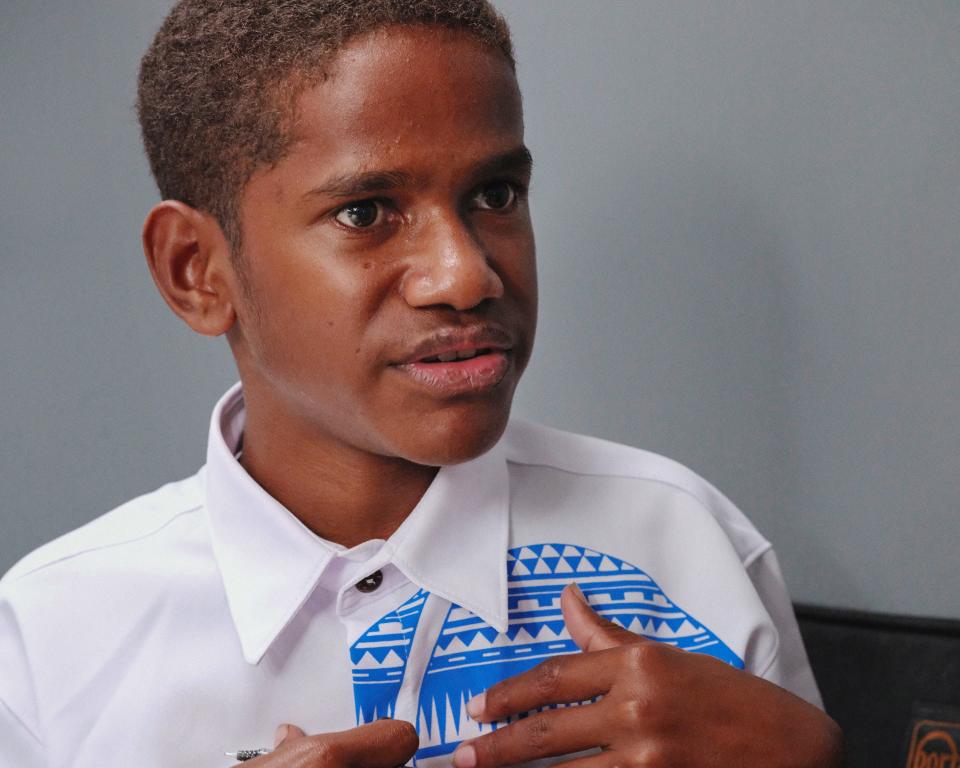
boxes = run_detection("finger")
[453,704,606,768]
[561,583,647,652]
[467,647,622,723]
[282,719,419,768]
[548,749,626,768]
[275,724,308,747]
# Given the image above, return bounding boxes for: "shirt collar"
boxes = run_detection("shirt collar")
[204,383,510,665]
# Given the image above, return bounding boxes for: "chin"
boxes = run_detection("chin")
[394,403,512,466]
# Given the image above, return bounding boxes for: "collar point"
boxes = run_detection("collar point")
[240,639,269,666]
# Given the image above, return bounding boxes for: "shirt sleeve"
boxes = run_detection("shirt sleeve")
[0,588,46,767]
[746,548,824,709]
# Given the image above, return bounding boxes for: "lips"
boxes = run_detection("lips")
[420,347,495,363]
[391,326,515,396]
[395,325,514,365]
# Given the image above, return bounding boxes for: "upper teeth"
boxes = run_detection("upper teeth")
[433,349,482,362]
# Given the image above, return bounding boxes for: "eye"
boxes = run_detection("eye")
[473,181,518,211]
[334,200,382,229]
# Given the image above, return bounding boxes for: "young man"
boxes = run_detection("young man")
[0,1,842,766]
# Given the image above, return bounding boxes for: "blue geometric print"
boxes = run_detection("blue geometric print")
[350,588,428,724]
[415,544,742,760]
[349,545,742,763]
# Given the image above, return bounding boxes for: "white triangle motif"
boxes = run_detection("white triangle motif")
[517,547,538,560]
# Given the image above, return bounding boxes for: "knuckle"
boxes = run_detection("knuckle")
[615,696,652,728]
[533,657,562,697]
[608,747,662,768]
[609,756,648,768]
[638,742,670,768]
[524,714,553,750]
[480,730,506,766]
[623,642,657,673]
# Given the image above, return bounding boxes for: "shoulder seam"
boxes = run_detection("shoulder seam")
[742,541,774,570]
[6,504,203,583]
[507,459,764,566]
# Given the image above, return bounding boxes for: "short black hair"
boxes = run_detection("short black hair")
[137,0,514,247]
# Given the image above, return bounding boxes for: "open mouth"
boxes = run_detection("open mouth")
[419,348,494,363]
[395,347,511,395]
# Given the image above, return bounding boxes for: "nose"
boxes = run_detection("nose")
[399,212,504,311]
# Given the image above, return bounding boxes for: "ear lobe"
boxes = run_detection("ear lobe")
[142,200,237,337]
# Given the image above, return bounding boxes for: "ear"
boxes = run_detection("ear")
[142,200,238,336]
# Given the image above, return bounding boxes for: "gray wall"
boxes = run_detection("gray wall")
[2,2,958,618]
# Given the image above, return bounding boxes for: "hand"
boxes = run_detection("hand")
[452,584,843,768]
[241,719,418,768]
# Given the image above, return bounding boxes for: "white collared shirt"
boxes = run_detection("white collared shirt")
[0,384,820,768]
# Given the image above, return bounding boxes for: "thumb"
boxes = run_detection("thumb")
[561,582,646,652]
[274,723,307,748]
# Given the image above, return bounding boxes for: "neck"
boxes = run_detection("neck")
[237,392,438,549]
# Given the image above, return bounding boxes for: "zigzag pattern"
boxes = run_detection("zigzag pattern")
[350,589,428,724]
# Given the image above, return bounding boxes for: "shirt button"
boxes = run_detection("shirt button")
[355,570,383,593]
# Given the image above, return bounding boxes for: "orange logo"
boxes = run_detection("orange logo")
[906,721,960,768]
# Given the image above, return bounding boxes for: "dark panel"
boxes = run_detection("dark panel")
[795,604,960,768]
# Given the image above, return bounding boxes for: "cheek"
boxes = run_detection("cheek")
[495,234,538,311]
[240,256,377,375]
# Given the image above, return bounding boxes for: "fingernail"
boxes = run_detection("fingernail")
[466,692,485,719]
[569,582,588,604]
[453,742,477,768]
[274,724,289,746]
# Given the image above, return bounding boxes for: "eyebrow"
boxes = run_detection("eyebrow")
[303,145,534,201]
[472,145,534,182]
[304,169,413,200]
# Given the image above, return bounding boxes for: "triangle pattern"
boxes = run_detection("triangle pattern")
[362,544,750,763]
[517,547,538,560]
[541,556,561,572]
[533,559,552,574]
[541,545,561,558]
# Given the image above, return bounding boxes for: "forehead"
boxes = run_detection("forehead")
[286,26,524,169]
